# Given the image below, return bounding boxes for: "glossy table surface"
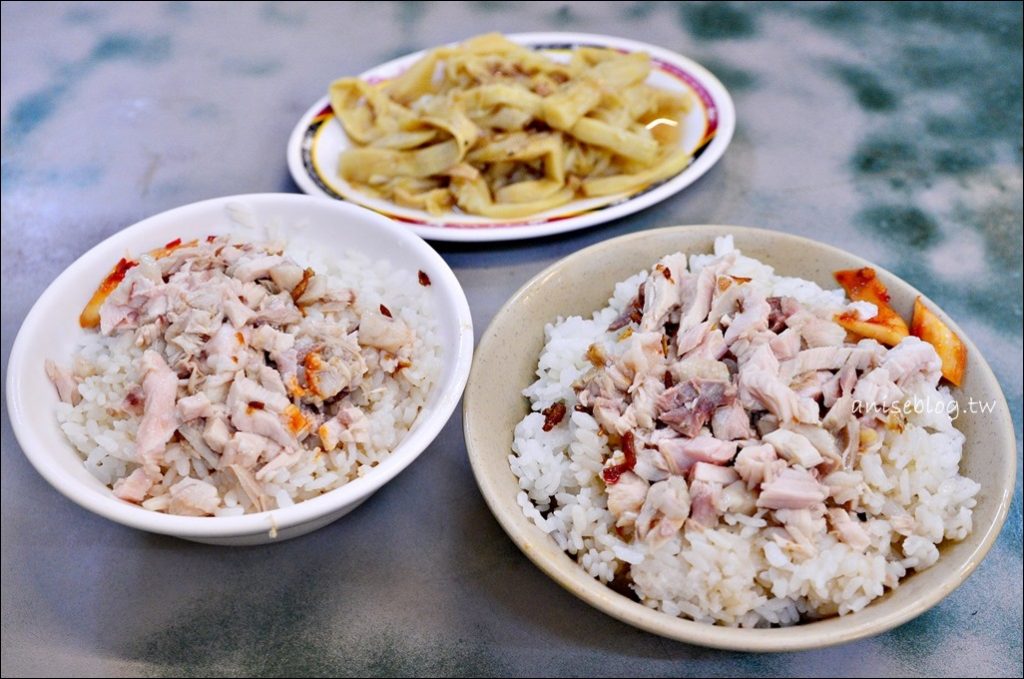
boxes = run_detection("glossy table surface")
[2,2,1021,676]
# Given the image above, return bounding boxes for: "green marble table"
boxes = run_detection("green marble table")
[2,2,1021,676]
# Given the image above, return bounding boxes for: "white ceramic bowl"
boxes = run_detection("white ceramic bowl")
[464,226,1015,650]
[5,194,473,545]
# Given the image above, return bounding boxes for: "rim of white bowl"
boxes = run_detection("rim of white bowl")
[5,193,474,539]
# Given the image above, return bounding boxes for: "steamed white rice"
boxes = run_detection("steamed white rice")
[510,236,979,626]
[55,240,440,516]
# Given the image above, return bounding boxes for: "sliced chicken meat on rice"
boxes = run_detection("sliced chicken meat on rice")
[512,236,978,626]
[48,237,438,516]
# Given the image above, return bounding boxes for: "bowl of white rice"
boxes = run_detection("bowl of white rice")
[6,194,473,545]
[464,225,1015,650]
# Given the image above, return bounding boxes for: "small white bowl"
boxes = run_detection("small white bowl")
[5,194,473,545]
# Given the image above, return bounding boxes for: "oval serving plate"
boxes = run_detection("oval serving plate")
[463,226,1015,650]
[287,32,735,242]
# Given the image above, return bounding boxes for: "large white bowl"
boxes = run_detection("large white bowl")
[5,194,474,545]
[464,226,1015,650]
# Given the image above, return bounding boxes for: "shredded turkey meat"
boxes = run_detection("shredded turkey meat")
[46,237,419,516]
[571,251,946,548]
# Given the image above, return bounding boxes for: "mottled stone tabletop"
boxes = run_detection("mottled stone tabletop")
[2,2,1021,677]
